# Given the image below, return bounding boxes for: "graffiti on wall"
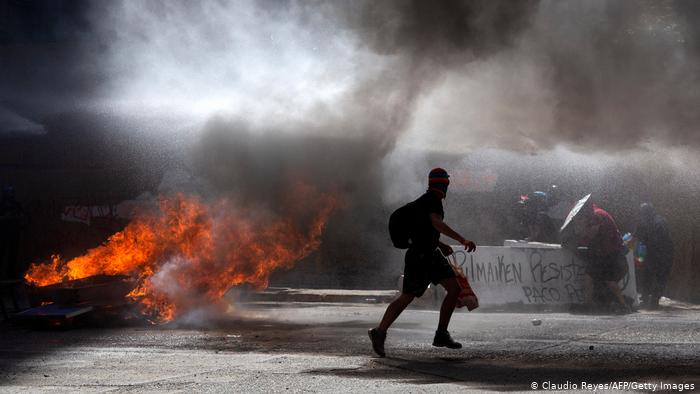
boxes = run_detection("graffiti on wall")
[447,245,635,305]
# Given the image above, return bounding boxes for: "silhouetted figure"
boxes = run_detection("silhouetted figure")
[518,185,559,243]
[568,202,630,314]
[0,186,22,280]
[634,203,674,309]
[369,168,477,357]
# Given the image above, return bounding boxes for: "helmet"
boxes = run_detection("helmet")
[640,202,655,220]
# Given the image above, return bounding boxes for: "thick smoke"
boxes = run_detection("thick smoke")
[532,1,700,151]
[4,1,700,151]
[74,1,540,287]
[398,1,700,153]
[0,0,96,119]
[3,1,700,294]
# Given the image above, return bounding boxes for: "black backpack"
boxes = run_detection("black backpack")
[388,202,418,249]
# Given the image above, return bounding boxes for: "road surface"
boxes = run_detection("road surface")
[1,302,699,392]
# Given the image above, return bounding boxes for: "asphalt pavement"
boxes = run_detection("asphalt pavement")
[0,300,699,393]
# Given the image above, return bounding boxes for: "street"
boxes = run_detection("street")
[1,302,699,393]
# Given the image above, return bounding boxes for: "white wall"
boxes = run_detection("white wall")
[441,242,637,306]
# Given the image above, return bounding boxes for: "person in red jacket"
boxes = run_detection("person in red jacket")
[572,203,630,313]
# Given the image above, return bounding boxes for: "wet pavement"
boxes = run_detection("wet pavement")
[0,302,699,393]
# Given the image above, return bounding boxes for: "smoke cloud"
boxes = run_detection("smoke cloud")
[399,1,700,152]
[4,1,700,294]
[4,1,700,152]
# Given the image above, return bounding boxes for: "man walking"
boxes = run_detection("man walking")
[369,168,476,357]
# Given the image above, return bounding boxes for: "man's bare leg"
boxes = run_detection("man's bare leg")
[378,292,415,332]
[437,277,460,330]
[433,277,462,349]
[370,292,414,357]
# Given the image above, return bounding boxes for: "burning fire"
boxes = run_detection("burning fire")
[25,186,340,322]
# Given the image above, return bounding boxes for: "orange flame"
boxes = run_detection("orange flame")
[25,186,340,322]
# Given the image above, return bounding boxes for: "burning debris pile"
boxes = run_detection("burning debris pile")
[25,188,340,322]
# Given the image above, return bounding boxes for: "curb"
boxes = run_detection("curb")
[242,287,399,304]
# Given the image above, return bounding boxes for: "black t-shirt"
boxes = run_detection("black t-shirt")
[409,191,444,251]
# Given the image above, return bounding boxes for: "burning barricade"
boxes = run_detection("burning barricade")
[22,190,340,324]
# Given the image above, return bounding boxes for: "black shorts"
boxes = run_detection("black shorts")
[586,253,628,282]
[402,248,456,297]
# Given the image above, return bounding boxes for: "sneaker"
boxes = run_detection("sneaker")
[368,328,386,357]
[432,330,462,349]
